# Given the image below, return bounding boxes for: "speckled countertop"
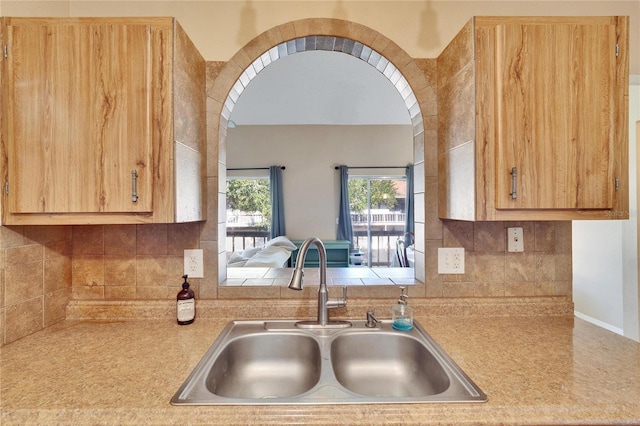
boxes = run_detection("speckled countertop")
[2,307,640,425]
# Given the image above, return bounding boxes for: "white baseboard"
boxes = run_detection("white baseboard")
[574,311,624,336]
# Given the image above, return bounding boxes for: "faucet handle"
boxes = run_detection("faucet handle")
[327,286,347,309]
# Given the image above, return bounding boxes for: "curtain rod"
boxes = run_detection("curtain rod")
[334,165,410,170]
[228,166,285,171]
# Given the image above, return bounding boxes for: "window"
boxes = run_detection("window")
[226,178,271,252]
[349,177,406,266]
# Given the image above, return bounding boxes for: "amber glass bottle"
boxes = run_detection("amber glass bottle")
[176,275,195,325]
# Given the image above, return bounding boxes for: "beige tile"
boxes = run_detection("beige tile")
[0,272,4,309]
[280,285,318,299]
[535,222,555,252]
[105,286,136,300]
[104,256,136,287]
[475,282,505,297]
[443,282,475,297]
[136,224,168,255]
[535,281,558,296]
[424,177,442,240]
[535,253,556,282]
[5,261,44,306]
[167,222,201,255]
[5,297,42,344]
[200,178,218,241]
[474,222,505,252]
[554,221,572,254]
[136,286,170,299]
[72,256,104,287]
[72,225,104,255]
[199,279,218,299]
[346,285,402,299]
[1,226,26,248]
[44,288,69,327]
[474,252,505,283]
[555,252,573,282]
[167,256,186,282]
[135,256,168,287]
[71,285,104,300]
[45,256,72,293]
[218,285,281,299]
[44,239,72,260]
[506,253,536,282]
[25,225,72,244]
[442,220,474,250]
[555,280,572,296]
[6,244,43,265]
[425,280,443,298]
[200,240,219,299]
[104,224,136,255]
[505,281,537,297]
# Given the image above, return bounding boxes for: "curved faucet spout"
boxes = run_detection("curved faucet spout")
[288,237,349,328]
[288,237,326,291]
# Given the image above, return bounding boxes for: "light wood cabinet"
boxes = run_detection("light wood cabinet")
[438,16,629,221]
[0,17,206,224]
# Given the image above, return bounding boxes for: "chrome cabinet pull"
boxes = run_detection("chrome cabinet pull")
[510,167,517,200]
[131,169,139,203]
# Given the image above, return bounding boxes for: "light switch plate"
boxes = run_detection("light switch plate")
[184,249,204,278]
[507,227,524,252]
[438,247,465,274]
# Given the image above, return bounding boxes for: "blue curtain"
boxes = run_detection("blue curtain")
[404,164,414,245]
[336,165,354,248]
[270,166,285,238]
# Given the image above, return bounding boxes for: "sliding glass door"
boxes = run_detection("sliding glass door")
[348,176,406,266]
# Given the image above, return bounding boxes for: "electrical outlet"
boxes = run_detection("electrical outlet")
[438,247,465,274]
[184,249,204,278]
[507,227,524,252]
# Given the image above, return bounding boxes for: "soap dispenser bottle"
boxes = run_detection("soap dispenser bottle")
[392,286,413,330]
[177,274,195,325]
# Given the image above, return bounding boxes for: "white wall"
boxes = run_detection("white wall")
[227,125,413,240]
[573,80,640,342]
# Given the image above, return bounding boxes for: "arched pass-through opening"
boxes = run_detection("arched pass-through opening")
[211,19,432,285]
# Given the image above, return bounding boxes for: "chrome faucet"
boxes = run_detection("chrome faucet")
[288,237,351,328]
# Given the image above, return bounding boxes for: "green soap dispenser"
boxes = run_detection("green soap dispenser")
[392,286,413,330]
[177,275,195,325]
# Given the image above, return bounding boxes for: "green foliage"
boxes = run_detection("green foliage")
[226,179,271,223]
[348,179,399,213]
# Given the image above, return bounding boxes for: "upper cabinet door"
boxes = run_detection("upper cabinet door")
[6,22,153,214]
[494,22,617,210]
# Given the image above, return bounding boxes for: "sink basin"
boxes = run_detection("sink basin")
[206,334,321,398]
[171,320,486,405]
[331,333,450,397]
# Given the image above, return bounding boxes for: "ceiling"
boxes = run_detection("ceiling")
[229,50,412,126]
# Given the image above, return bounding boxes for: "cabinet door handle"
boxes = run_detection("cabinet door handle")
[131,170,139,203]
[510,167,517,200]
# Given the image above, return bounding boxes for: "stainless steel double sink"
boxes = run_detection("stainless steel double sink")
[171,319,486,405]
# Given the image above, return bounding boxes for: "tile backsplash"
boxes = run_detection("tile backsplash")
[0,219,571,345]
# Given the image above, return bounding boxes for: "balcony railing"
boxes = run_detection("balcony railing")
[226,224,405,267]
